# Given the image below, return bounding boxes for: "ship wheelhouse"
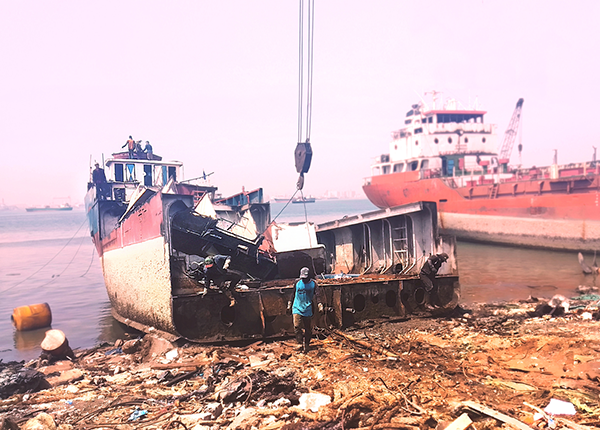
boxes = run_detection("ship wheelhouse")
[366,96,501,186]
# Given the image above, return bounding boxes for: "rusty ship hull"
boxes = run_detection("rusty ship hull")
[363,166,600,251]
[363,94,600,251]
[86,153,458,342]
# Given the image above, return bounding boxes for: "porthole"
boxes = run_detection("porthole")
[353,294,366,312]
[415,140,419,146]
[464,137,469,143]
[482,137,486,143]
[448,137,453,144]
[434,138,439,144]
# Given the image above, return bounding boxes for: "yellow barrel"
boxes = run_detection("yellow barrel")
[11,303,52,331]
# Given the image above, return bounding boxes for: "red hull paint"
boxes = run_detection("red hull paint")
[364,172,600,220]
[95,193,165,257]
[363,171,600,250]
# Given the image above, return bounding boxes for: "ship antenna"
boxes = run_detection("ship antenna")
[424,90,442,110]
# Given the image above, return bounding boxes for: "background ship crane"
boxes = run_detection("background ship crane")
[498,98,524,163]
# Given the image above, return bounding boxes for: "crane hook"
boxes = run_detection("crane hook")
[295,139,313,190]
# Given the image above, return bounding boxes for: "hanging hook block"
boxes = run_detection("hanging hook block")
[295,141,313,174]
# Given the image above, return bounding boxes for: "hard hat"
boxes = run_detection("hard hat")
[300,267,310,278]
[204,256,214,265]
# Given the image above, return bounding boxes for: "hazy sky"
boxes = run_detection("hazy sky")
[1,1,598,206]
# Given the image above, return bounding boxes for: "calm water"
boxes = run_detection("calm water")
[0,200,595,362]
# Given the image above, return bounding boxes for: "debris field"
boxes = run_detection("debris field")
[1,297,600,430]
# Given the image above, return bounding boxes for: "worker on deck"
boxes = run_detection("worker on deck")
[420,253,449,307]
[92,163,109,200]
[144,141,153,159]
[122,136,135,158]
[203,255,240,307]
[289,267,322,353]
[134,141,144,159]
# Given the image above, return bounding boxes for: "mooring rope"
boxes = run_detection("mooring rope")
[0,217,88,294]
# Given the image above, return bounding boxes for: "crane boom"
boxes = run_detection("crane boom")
[498,98,524,162]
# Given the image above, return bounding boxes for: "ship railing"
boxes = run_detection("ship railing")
[441,177,459,188]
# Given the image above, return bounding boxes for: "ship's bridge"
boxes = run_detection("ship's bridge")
[88,152,193,204]
[104,154,183,188]
[389,106,497,163]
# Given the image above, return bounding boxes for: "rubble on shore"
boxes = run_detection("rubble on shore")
[2,296,600,430]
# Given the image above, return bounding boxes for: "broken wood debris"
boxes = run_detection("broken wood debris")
[2,299,600,429]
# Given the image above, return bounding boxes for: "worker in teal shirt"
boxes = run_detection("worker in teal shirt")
[290,267,322,353]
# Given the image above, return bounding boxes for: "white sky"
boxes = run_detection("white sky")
[1,1,598,206]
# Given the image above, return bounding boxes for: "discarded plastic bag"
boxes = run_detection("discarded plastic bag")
[544,398,576,416]
[298,392,331,412]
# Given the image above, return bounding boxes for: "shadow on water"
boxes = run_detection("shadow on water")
[456,240,599,305]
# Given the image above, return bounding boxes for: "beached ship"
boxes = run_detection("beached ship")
[25,203,73,212]
[292,196,316,204]
[363,94,600,251]
[86,148,458,342]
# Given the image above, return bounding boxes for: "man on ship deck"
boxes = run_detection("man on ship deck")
[92,163,109,199]
[203,255,240,307]
[122,136,135,158]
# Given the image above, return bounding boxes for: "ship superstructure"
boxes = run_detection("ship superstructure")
[363,93,600,251]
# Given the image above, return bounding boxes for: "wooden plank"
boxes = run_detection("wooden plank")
[461,401,533,430]
[445,413,473,430]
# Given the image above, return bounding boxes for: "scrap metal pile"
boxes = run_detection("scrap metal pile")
[2,296,600,430]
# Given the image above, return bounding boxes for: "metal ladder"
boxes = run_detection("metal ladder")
[392,219,409,271]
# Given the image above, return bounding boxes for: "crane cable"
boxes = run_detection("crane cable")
[294,0,315,191]
[298,0,315,144]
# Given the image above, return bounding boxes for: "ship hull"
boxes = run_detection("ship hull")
[363,172,600,251]
[87,183,459,342]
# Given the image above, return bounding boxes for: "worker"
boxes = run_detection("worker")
[122,136,135,158]
[134,141,144,159]
[203,255,240,306]
[92,163,106,184]
[289,267,322,353]
[419,253,449,305]
[144,141,153,159]
[92,163,108,200]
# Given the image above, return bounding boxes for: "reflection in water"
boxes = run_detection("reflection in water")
[96,302,142,344]
[13,327,49,352]
[457,241,599,305]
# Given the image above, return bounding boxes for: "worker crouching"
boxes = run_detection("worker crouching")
[289,267,322,353]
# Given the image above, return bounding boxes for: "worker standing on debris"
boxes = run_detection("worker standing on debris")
[290,267,321,353]
[420,253,449,298]
[203,255,239,307]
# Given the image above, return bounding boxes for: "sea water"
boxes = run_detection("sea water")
[0,200,595,362]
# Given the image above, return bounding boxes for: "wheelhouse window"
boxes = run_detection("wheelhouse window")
[410,161,418,171]
[143,165,153,186]
[414,127,423,134]
[168,166,177,182]
[393,163,404,173]
[382,165,391,174]
[126,164,136,182]
[114,163,124,182]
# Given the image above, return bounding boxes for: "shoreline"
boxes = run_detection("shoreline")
[2,298,600,429]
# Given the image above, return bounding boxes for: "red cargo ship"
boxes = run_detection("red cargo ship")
[363,93,600,251]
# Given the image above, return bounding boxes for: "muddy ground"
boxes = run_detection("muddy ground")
[1,297,600,430]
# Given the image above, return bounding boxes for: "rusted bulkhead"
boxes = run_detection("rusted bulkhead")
[168,201,459,342]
